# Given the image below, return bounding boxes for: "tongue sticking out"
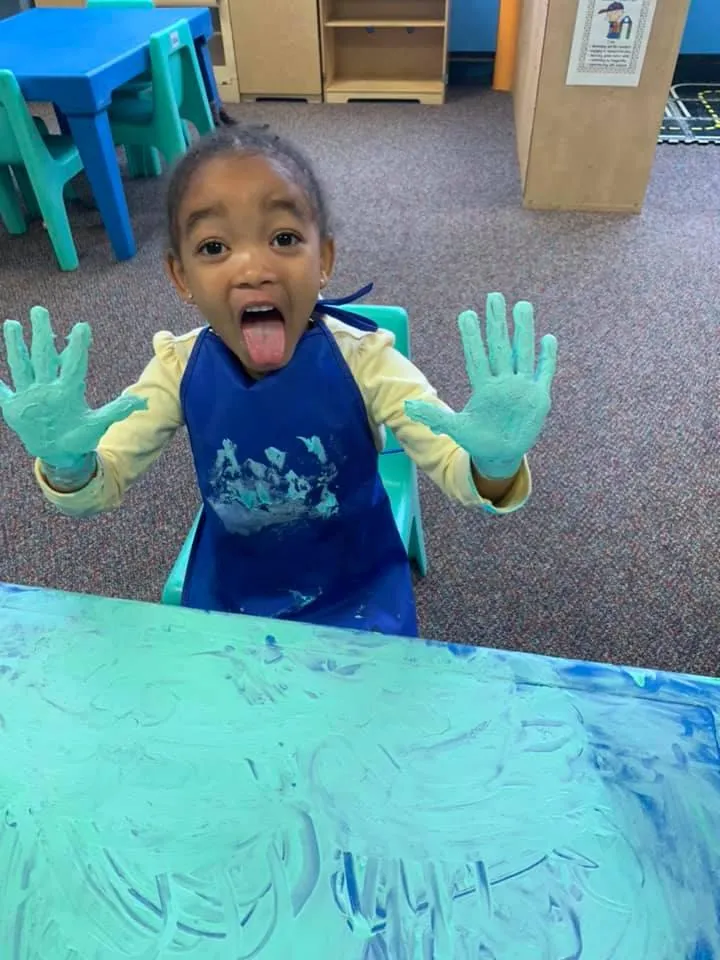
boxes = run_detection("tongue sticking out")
[240,309,287,368]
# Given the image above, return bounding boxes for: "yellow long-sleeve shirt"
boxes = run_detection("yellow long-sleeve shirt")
[34,316,530,516]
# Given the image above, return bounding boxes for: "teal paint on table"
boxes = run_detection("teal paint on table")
[0,581,718,957]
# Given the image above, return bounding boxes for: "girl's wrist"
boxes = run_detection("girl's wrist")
[40,453,97,493]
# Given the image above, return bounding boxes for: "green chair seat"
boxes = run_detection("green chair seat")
[161,304,428,608]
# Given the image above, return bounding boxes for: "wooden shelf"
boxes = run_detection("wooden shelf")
[325,76,444,103]
[320,0,448,105]
[325,18,445,28]
[323,0,445,24]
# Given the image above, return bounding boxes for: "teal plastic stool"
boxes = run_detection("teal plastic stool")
[161,304,428,606]
[109,19,214,172]
[0,70,84,271]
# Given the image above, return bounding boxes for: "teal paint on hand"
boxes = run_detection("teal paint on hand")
[0,585,719,956]
[405,294,558,479]
[0,307,146,470]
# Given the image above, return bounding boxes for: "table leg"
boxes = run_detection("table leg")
[66,111,136,262]
[195,38,220,109]
[54,106,71,137]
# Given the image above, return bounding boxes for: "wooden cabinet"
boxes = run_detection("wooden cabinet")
[513,0,692,212]
[228,0,322,102]
[319,0,450,104]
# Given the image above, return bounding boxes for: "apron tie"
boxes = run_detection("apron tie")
[314,283,378,331]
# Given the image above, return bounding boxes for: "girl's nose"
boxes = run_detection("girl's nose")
[230,247,276,287]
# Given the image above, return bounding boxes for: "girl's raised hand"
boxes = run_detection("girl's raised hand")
[405,293,558,479]
[0,307,146,476]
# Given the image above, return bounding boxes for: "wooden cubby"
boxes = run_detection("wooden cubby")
[319,0,450,104]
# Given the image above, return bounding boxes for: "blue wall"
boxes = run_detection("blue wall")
[448,0,499,52]
[448,0,720,55]
[680,0,720,54]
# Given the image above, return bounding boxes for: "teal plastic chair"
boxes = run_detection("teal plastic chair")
[0,70,84,271]
[161,305,428,607]
[109,20,213,172]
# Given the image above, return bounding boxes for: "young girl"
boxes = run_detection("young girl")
[0,127,557,637]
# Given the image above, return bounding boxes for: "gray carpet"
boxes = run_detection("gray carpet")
[1,90,718,675]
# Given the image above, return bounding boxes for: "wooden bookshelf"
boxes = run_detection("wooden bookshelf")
[319,0,450,104]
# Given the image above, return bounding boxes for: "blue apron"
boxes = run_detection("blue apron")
[180,288,418,637]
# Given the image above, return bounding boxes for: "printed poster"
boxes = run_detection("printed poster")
[566,0,658,87]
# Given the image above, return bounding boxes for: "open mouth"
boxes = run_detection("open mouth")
[239,304,286,368]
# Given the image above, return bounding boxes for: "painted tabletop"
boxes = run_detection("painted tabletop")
[0,581,718,959]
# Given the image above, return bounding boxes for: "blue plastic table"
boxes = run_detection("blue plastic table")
[0,7,218,262]
[1,580,718,958]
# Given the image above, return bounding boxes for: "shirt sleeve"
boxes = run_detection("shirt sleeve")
[34,330,197,517]
[337,323,531,513]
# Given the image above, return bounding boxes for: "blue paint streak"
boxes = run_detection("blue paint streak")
[689,936,716,960]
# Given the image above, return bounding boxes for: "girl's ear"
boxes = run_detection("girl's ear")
[166,251,193,304]
[320,237,336,287]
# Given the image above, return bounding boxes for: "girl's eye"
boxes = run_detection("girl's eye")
[272,232,301,248]
[198,240,227,257]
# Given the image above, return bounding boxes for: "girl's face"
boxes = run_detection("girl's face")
[167,153,335,377]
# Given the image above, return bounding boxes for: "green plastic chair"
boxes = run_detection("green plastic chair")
[109,19,213,172]
[161,305,428,607]
[0,71,84,271]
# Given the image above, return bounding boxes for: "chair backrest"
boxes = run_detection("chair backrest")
[0,70,48,168]
[335,304,410,454]
[86,0,154,7]
[149,20,203,117]
[338,304,411,359]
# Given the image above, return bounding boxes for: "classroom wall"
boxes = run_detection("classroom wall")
[448,0,499,52]
[448,0,720,55]
[680,0,720,54]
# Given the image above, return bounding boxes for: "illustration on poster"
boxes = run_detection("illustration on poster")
[598,1,633,40]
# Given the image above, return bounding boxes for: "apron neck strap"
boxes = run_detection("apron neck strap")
[313,283,378,331]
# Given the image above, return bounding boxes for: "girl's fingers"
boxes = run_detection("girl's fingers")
[458,310,490,390]
[30,306,60,385]
[4,319,34,393]
[0,377,12,404]
[89,393,148,434]
[485,293,513,377]
[512,300,535,376]
[536,334,558,392]
[405,400,457,438]
[59,322,92,386]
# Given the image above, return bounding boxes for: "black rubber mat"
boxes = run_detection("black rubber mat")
[659,83,720,144]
